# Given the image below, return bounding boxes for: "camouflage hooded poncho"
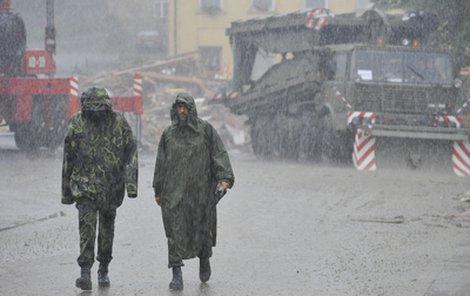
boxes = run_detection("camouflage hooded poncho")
[61,87,138,208]
[153,93,234,262]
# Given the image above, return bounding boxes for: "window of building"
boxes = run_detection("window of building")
[305,0,327,9]
[251,0,276,12]
[154,0,168,18]
[199,0,223,13]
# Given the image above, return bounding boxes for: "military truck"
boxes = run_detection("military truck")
[219,8,470,173]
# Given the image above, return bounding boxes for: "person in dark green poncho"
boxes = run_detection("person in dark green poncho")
[153,93,234,290]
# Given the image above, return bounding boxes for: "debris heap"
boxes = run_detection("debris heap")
[78,52,251,153]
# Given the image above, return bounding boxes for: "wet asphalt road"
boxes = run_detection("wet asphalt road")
[1,145,470,296]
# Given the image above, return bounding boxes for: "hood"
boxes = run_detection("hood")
[170,93,199,128]
[80,87,113,112]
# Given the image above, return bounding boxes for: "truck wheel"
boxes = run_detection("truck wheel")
[320,115,338,162]
[282,116,300,160]
[250,122,263,157]
[13,125,29,151]
[298,113,320,161]
[45,95,69,150]
[251,116,271,159]
[14,123,39,152]
[10,96,42,152]
[266,115,281,159]
[320,115,352,164]
[278,114,294,159]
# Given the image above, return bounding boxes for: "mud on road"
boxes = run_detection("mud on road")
[1,150,470,295]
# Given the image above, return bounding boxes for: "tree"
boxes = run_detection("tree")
[371,0,470,68]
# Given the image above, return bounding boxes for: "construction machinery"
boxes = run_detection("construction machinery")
[0,0,144,151]
[217,8,470,175]
[0,0,80,151]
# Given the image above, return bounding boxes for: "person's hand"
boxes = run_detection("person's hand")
[215,181,230,196]
[219,181,230,192]
[127,184,137,198]
[214,180,230,206]
[155,196,161,206]
[215,182,226,197]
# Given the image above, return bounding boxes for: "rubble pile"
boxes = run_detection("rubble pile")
[79,53,252,153]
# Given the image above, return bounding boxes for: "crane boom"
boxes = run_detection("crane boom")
[45,0,55,56]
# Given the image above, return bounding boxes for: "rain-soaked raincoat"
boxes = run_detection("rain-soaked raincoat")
[61,87,138,268]
[153,93,234,266]
[61,88,138,208]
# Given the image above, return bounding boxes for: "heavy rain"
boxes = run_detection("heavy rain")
[1,0,470,295]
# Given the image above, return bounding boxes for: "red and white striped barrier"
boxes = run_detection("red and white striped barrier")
[456,97,470,115]
[347,111,470,174]
[227,91,240,99]
[448,111,469,177]
[133,73,143,97]
[110,72,143,115]
[348,111,377,171]
[213,93,224,100]
[436,115,461,128]
[305,8,330,31]
[133,72,143,115]
[452,141,470,177]
[352,130,377,171]
[212,91,240,100]
[67,76,80,118]
[69,76,79,97]
[347,111,376,125]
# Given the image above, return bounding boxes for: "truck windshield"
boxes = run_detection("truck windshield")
[352,49,453,84]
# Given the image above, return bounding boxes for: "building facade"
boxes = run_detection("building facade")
[106,0,168,53]
[164,0,372,77]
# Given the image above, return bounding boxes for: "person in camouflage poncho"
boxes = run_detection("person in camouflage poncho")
[153,93,234,290]
[61,87,138,291]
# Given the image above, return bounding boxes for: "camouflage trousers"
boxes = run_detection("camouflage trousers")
[76,203,116,269]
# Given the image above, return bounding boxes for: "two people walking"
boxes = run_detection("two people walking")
[62,88,234,291]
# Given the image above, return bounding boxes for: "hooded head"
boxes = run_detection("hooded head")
[80,87,112,112]
[171,93,198,127]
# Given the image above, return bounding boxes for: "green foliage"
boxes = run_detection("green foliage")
[371,0,470,68]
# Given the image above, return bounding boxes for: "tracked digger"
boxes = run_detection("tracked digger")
[218,8,470,175]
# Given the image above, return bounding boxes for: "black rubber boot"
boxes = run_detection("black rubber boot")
[169,267,183,290]
[199,258,211,283]
[97,264,110,287]
[75,268,92,290]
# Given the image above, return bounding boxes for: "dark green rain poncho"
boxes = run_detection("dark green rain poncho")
[153,93,234,265]
[62,87,138,208]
